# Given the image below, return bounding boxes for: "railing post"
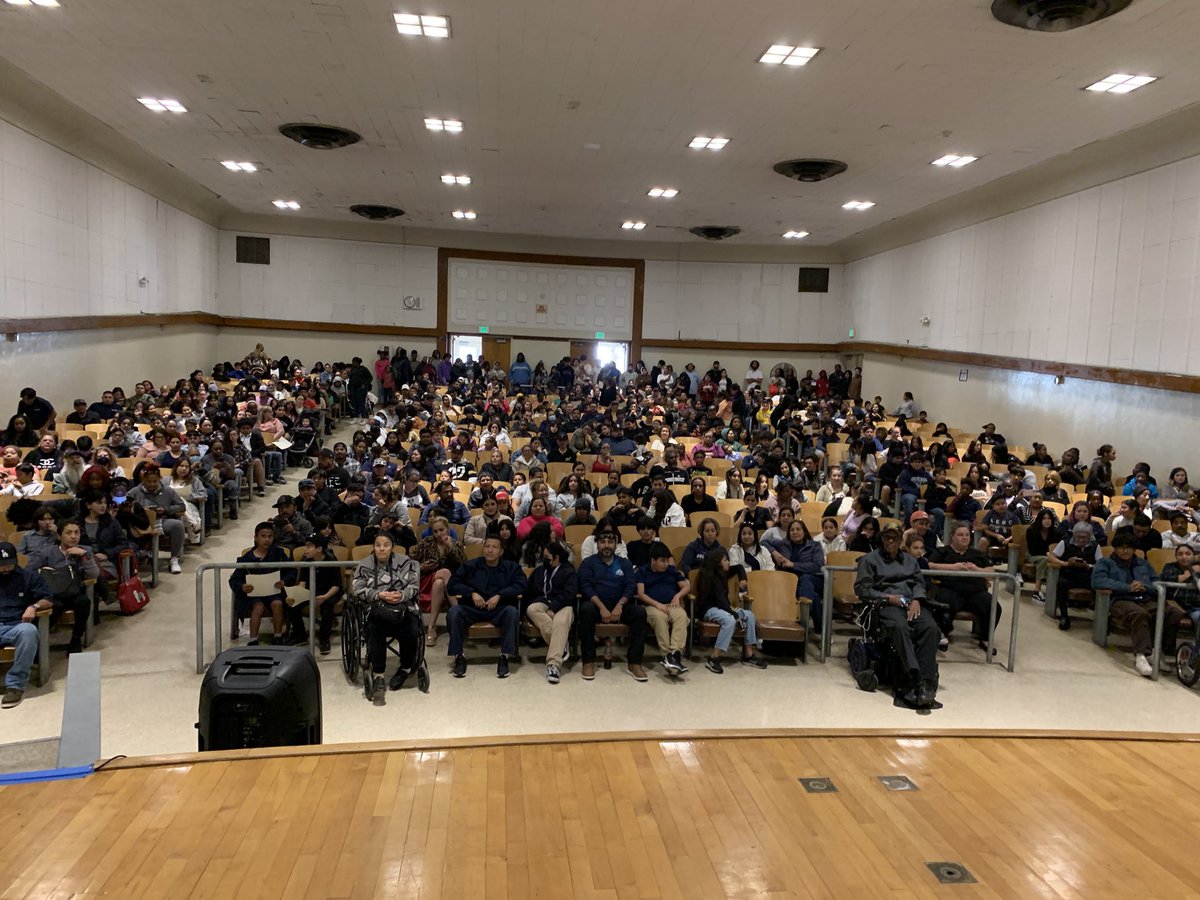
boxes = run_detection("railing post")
[1152,583,1166,683]
[195,564,207,675]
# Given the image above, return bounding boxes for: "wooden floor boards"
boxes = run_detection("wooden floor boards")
[3,733,1200,899]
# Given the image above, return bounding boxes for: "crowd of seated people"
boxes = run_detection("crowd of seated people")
[4,341,1198,712]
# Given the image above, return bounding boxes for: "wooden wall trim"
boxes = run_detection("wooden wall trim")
[5,312,1199,396]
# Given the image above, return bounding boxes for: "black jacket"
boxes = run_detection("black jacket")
[524,561,579,613]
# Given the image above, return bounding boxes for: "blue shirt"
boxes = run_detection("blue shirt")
[578,554,636,608]
[636,564,686,603]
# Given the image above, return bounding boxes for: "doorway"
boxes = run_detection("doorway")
[596,341,628,372]
[482,336,512,370]
[450,334,482,365]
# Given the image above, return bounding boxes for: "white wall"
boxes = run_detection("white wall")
[1,326,217,414]
[643,261,847,344]
[216,232,437,329]
[846,153,1200,375]
[0,118,217,318]
[861,353,1198,480]
[509,337,573,369]
[447,258,635,341]
[213,327,436,371]
[641,345,848,385]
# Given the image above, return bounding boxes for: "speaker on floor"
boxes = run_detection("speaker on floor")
[197,646,322,751]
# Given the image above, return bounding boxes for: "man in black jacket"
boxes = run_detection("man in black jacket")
[524,541,578,684]
[0,542,53,708]
[347,357,374,420]
[445,535,527,679]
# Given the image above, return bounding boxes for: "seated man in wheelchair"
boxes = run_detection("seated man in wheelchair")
[853,522,942,709]
[351,532,423,705]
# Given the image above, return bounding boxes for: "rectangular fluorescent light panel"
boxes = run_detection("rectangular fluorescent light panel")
[441,174,471,185]
[221,161,257,172]
[6,0,62,6]
[688,136,728,151]
[758,45,820,66]
[272,200,301,210]
[425,117,463,132]
[452,210,477,220]
[782,230,809,239]
[138,97,186,113]
[1085,73,1157,94]
[931,154,977,168]
[394,13,450,38]
[621,221,646,231]
[842,201,875,210]
[647,188,678,198]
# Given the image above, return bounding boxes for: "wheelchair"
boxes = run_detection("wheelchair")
[846,600,901,693]
[340,595,429,699]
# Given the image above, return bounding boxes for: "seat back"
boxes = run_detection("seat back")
[334,524,362,548]
[745,571,803,625]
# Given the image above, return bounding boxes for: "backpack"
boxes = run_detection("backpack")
[116,548,150,615]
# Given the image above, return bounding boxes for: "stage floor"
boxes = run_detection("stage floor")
[3,730,1200,899]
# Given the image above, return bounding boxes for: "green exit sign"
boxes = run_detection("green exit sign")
[848,327,855,338]
[595,331,605,339]
[478,326,490,334]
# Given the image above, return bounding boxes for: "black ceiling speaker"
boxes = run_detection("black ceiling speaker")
[350,204,405,221]
[991,0,1134,32]
[279,123,362,149]
[689,226,741,241]
[773,159,848,182]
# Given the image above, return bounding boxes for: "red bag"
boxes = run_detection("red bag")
[117,549,150,615]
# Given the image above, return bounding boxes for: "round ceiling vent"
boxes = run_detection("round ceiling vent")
[773,159,848,182]
[991,0,1134,32]
[689,226,741,242]
[279,123,362,149]
[350,204,405,221]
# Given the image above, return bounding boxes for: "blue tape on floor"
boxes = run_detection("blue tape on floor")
[0,765,93,786]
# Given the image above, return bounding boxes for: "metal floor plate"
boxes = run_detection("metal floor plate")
[878,775,918,791]
[926,862,977,884]
[798,777,838,793]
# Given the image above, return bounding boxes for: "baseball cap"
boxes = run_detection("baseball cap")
[0,542,16,563]
[909,510,929,521]
[880,522,903,535]
[273,495,296,508]
[298,478,316,489]
[494,490,510,501]
[373,458,388,467]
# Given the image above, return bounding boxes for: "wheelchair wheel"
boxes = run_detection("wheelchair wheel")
[847,639,878,692]
[417,658,430,693]
[1177,642,1199,688]
[341,606,360,684]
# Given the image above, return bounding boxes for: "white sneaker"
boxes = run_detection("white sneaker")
[1134,654,1153,678]
[1159,654,1175,673]
[169,557,182,575]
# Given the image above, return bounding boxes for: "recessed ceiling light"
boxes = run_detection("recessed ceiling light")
[1085,73,1157,94]
[931,154,978,168]
[758,44,820,66]
[394,13,451,38]
[6,0,62,6]
[440,174,471,185]
[688,136,728,151]
[782,230,809,239]
[842,200,875,211]
[621,221,646,231]
[137,97,187,114]
[452,210,477,220]
[647,187,678,198]
[272,200,301,210]
[424,117,463,133]
[221,161,258,172]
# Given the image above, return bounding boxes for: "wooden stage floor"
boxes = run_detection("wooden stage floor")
[3,730,1200,899]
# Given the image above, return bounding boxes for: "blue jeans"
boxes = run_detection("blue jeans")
[703,607,760,652]
[446,603,519,657]
[263,450,284,480]
[0,622,38,690]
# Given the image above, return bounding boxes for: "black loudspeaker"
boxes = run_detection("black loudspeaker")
[197,646,322,751]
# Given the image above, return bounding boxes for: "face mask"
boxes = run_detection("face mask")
[112,495,127,505]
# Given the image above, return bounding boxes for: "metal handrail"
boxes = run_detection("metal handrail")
[194,560,359,674]
[819,564,1021,672]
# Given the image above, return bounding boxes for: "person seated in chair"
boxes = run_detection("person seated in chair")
[0,541,54,708]
[352,532,423,704]
[26,522,98,654]
[928,521,1001,653]
[854,522,941,709]
[577,523,648,682]
[692,549,766,673]
[1092,530,1179,678]
[295,534,341,655]
[229,522,296,646]
[126,463,186,574]
[446,534,526,679]
[524,540,578,685]
[635,542,691,676]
